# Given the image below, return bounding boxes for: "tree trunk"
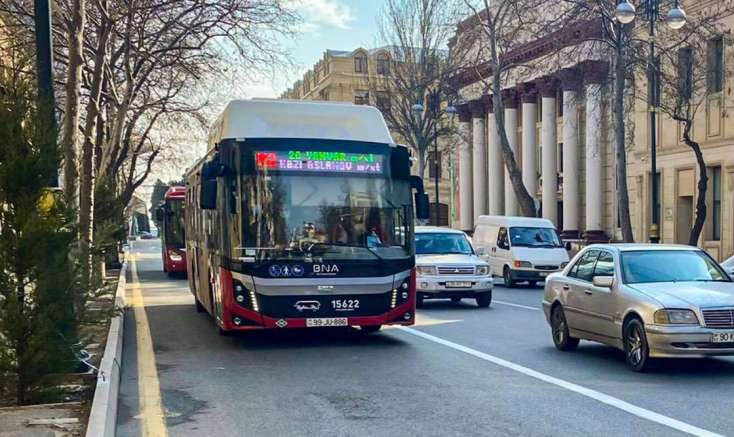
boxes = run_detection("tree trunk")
[614,36,634,242]
[416,147,426,181]
[492,73,536,217]
[79,3,111,287]
[684,123,707,246]
[61,0,86,204]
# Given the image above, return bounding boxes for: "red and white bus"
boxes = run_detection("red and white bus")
[156,186,187,277]
[184,99,430,334]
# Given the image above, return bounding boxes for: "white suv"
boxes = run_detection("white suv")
[415,227,493,308]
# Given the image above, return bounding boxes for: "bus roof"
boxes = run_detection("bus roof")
[207,99,394,149]
[164,186,186,200]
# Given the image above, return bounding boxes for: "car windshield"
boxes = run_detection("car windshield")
[621,250,730,284]
[242,174,412,261]
[509,227,562,248]
[416,233,473,255]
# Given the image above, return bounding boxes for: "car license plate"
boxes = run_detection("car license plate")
[711,331,734,343]
[306,317,348,328]
[539,272,548,277]
[446,281,472,288]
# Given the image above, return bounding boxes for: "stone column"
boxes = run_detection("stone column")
[520,84,538,210]
[486,97,505,215]
[538,78,558,225]
[503,90,519,216]
[470,99,488,218]
[457,104,474,231]
[560,69,581,238]
[583,64,608,238]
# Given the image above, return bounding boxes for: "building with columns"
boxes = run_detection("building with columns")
[451,2,734,261]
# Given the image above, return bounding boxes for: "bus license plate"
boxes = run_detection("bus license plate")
[446,281,472,288]
[711,331,734,343]
[306,318,348,328]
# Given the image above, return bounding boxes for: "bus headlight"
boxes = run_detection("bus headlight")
[168,251,183,261]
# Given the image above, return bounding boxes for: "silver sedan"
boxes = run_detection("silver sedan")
[543,244,734,371]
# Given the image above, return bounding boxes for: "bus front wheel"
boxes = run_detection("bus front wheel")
[195,298,205,313]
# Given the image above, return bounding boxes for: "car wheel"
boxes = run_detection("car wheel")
[195,298,206,313]
[361,325,382,334]
[416,293,424,308]
[624,318,652,372]
[475,291,492,308]
[451,297,462,303]
[503,266,516,288]
[551,305,579,351]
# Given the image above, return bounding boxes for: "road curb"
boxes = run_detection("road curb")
[86,259,128,437]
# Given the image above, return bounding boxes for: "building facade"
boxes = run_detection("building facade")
[280,47,457,226]
[452,2,734,260]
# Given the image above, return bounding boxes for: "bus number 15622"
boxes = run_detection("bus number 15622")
[331,299,360,311]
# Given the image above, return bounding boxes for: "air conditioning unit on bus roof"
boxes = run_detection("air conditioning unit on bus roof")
[208,99,395,148]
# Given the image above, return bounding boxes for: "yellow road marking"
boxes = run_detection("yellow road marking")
[129,253,169,437]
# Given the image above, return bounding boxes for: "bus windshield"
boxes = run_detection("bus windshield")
[242,174,412,261]
[165,199,185,248]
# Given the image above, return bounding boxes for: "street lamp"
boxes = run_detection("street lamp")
[412,90,456,226]
[615,0,687,243]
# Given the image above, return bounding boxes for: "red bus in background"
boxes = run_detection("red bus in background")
[156,186,187,277]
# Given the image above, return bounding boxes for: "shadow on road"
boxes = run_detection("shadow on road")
[566,342,734,377]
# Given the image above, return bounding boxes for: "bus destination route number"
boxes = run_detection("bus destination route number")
[255,150,385,174]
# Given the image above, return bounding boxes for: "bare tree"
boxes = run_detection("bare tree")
[374,0,466,179]
[60,0,85,203]
[652,5,733,246]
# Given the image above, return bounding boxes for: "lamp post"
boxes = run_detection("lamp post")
[615,0,686,243]
[412,90,456,226]
[34,0,58,187]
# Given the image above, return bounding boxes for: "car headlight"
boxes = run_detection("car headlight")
[560,262,569,269]
[416,266,437,276]
[653,309,699,325]
[513,260,532,268]
[475,265,489,275]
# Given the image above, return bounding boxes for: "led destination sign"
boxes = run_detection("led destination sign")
[255,150,385,174]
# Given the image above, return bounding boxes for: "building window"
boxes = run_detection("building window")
[376,91,391,113]
[428,151,442,179]
[678,47,694,99]
[319,89,329,101]
[354,55,368,73]
[354,90,369,105]
[707,36,724,93]
[376,55,390,75]
[711,166,722,241]
[655,171,662,231]
[557,142,563,173]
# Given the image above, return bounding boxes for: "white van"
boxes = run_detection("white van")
[473,216,570,287]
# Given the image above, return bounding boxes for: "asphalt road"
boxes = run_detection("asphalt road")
[117,240,734,437]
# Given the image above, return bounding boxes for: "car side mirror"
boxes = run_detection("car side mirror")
[200,180,217,210]
[564,241,572,251]
[414,192,430,220]
[592,276,614,288]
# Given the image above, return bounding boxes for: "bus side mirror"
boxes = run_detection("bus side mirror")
[200,180,217,210]
[414,193,430,220]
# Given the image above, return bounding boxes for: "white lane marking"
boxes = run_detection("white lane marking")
[399,327,724,437]
[493,300,541,311]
